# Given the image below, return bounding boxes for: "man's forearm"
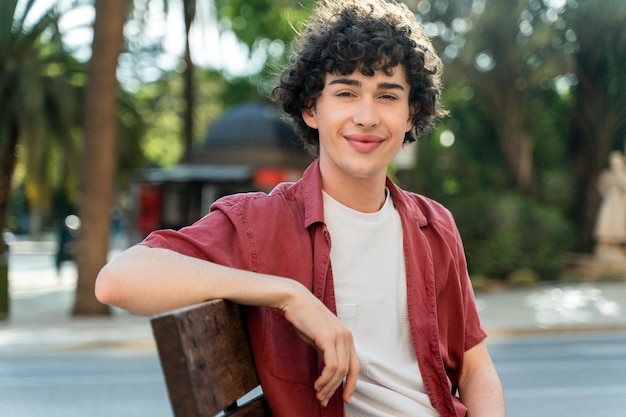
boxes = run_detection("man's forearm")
[459,364,506,417]
[95,244,300,316]
[458,341,506,417]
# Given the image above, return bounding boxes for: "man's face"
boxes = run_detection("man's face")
[302,65,413,185]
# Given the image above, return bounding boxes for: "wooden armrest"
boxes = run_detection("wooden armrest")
[151,299,268,417]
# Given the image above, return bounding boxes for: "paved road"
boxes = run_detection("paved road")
[2,330,625,417]
[0,347,171,417]
[490,331,626,417]
[1,243,171,417]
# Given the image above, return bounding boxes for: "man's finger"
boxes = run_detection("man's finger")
[315,330,355,406]
[315,347,339,406]
[343,346,360,403]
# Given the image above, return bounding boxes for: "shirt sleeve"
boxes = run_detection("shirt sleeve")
[141,196,254,271]
[454,225,488,351]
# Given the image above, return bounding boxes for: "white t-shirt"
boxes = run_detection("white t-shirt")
[323,190,440,417]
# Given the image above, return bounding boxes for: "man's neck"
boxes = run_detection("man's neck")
[320,171,388,213]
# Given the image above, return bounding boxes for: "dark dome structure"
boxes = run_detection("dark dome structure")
[191,101,311,169]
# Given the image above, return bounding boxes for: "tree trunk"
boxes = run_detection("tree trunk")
[573,112,618,252]
[499,129,535,197]
[72,0,127,316]
[571,65,621,252]
[181,0,196,163]
[0,121,18,258]
[487,91,537,197]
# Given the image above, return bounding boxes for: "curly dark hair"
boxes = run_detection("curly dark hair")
[271,0,446,157]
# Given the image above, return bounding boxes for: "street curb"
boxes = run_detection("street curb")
[52,338,157,351]
[486,323,626,338]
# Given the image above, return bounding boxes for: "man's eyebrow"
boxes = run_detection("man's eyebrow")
[327,78,406,91]
[378,82,406,91]
[328,78,360,87]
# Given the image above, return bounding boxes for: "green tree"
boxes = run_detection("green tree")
[217,0,311,47]
[216,0,312,91]
[443,0,574,196]
[128,0,310,165]
[128,0,215,163]
[566,0,626,250]
[0,0,80,245]
[407,0,582,279]
[136,67,257,168]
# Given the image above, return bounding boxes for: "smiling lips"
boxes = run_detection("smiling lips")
[344,134,385,153]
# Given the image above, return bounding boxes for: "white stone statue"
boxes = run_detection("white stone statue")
[594,150,626,259]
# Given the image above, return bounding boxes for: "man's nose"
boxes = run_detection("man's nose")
[353,99,379,127]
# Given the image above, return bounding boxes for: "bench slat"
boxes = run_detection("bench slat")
[224,394,268,417]
[151,299,265,417]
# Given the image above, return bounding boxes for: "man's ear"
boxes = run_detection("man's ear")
[406,103,419,132]
[301,106,318,129]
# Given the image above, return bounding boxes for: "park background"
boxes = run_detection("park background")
[1,0,626,318]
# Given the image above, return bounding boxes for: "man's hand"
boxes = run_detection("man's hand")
[281,285,360,407]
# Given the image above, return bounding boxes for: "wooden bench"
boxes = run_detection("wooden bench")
[151,299,271,417]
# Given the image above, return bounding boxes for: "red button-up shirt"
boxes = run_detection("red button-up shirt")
[143,159,486,417]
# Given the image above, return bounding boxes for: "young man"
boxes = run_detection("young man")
[96,1,506,416]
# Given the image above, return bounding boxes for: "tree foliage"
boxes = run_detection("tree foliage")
[215,0,312,91]
[216,0,312,48]
[408,0,626,277]
[565,0,626,250]
[134,67,258,167]
[0,0,82,241]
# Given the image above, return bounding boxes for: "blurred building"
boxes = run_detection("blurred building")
[129,101,312,241]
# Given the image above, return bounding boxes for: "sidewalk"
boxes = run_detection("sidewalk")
[0,240,155,355]
[475,280,626,336]
[2,239,626,356]
[1,288,154,354]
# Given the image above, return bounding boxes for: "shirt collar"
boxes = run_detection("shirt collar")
[299,159,325,228]
[297,159,428,228]
[385,176,428,227]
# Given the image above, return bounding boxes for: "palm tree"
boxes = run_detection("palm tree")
[0,1,79,251]
[72,0,128,315]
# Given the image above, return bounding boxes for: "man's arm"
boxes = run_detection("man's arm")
[95,244,359,406]
[96,244,300,315]
[457,340,506,417]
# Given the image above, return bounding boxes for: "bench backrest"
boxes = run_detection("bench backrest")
[151,299,271,417]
